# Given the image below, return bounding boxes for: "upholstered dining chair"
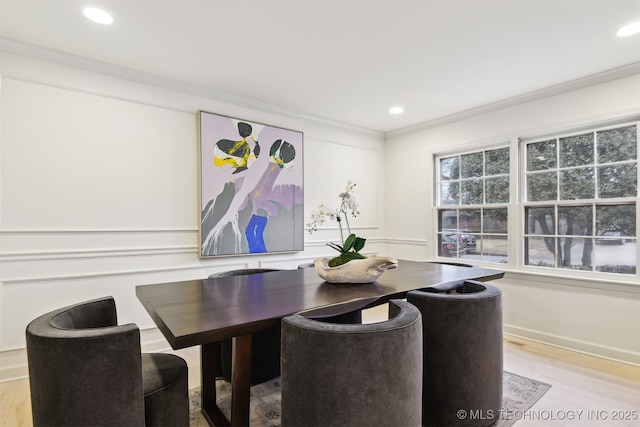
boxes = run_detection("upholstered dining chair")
[208,268,283,385]
[407,280,503,427]
[26,296,189,427]
[280,299,423,427]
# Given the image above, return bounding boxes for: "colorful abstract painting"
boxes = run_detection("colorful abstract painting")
[199,111,304,257]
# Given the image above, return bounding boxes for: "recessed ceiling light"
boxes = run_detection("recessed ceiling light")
[389,106,404,115]
[83,7,114,25]
[617,21,640,37]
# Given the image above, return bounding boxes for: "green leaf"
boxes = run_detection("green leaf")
[354,237,366,252]
[326,242,345,253]
[343,234,356,252]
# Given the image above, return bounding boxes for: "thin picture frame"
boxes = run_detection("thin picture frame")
[198,110,304,257]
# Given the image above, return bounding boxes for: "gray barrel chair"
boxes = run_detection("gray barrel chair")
[26,296,189,427]
[407,280,503,427]
[281,299,423,427]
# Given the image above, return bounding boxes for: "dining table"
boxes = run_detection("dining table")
[136,259,504,427]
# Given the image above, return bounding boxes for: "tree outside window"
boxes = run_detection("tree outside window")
[524,124,637,274]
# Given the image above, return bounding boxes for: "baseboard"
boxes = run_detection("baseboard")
[0,347,29,382]
[139,326,174,353]
[504,324,640,366]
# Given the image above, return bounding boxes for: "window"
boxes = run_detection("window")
[523,124,637,274]
[436,147,510,263]
[435,121,638,277]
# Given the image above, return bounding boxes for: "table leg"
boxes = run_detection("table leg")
[230,334,252,427]
[201,342,230,426]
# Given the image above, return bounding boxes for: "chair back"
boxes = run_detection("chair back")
[297,262,315,269]
[281,299,423,427]
[407,281,503,427]
[26,297,145,427]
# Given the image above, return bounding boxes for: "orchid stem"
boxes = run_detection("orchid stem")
[343,212,352,236]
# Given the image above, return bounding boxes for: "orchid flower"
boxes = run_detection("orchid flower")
[307,182,366,265]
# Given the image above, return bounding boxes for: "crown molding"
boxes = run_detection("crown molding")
[0,38,382,138]
[3,39,636,142]
[387,62,640,138]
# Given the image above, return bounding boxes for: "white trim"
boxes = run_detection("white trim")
[0,240,388,283]
[0,246,198,262]
[387,63,640,138]
[504,325,640,366]
[304,225,380,233]
[385,238,428,246]
[304,237,384,246]
[0,39,382,138]
[500,270,640,294]
[0,227,197,234]
[518,113,640,144]
[1,264,209,285]
[0,347,29,382]
[518,120,639,282]
[431,117,640,284]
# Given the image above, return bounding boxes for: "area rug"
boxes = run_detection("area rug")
[189,371,551,427]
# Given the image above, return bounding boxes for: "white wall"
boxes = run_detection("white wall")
[0,51,386,380]
[384,73,640,365]
[1,49,638,383]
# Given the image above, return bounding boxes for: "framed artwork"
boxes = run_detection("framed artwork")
[198,110,304,257]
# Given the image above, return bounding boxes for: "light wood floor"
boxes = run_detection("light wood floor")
[2,305,638,427]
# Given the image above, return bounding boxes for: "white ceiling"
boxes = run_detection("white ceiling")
[1,0,639,133]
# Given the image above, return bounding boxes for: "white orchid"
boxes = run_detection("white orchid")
[307,182,360,235]
[307,181,366,266]
[338,181,360,218]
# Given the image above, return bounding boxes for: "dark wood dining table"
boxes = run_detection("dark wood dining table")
[136,260,504,427]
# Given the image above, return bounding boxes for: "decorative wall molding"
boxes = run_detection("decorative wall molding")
[0,39,382,138]
[0,227,198,234]
[307,135,381,151]
[0,237,384,260]
[0,246,198,262]
[385,238,428,246]
[1,264,210,285]
[0,238,387,284]
[387,63,640,138]
[304,236,384,246]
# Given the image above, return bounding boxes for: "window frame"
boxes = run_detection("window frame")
[432,117,639,283]
[434,143,512,264]
[520,121,638,277]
